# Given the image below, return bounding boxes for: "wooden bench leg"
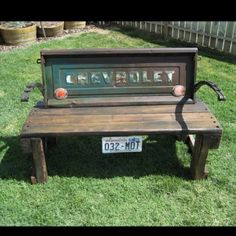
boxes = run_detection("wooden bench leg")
[190,134,209,180]
[31,138,48,183]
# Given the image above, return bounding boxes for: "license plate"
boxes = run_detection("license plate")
[102,136,143,154]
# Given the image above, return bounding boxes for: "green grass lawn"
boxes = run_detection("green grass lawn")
[0,27,235,226]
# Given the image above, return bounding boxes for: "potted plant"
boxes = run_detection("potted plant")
[36,21,64,37]
[0,21,36,45]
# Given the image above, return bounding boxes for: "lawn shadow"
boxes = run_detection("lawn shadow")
[0,135,191,182]
[45,135,191,180]
[0,136,32,182]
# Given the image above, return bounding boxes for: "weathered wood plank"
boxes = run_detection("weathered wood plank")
[20,138,32,153]
[205,134,222,149]
[21,102,222,138]
[31,138,48,183]
[185,134,195,153]
[29,100,209,116]
[21,119,222,137]
[186,133,221,151]
[24,113,217,125]
[190,134,210,180]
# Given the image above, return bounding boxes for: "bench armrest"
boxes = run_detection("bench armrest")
[21,82,43,102]
[194,81,226,101]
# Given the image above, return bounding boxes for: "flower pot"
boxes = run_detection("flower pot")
[64,21,86,30]
[37,21,64,37]
[0,22,36,45]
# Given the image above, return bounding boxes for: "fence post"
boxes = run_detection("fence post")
[229,22,236,53]
[163,21,169,39]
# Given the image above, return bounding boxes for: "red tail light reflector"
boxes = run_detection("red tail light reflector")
[54,88,68,100]
[172,85,186,97]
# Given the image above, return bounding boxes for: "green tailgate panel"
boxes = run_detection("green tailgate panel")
[41,48,197,107]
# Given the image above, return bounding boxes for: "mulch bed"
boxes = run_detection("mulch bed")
[0,24,98,52]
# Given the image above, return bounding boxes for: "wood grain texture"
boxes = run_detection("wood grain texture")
[20,138,32,154]
[31,100,209,115]
[190,134,210,180]
[31,138,48,183]
[21,102,222,138]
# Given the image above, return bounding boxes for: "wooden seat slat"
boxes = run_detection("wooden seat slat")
[24,113,215,125]
[30,100,209,116]
[21,102,221,138]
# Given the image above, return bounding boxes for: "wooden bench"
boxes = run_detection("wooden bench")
[20,48,225,183]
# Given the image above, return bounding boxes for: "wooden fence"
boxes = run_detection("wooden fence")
[98,21,236,55]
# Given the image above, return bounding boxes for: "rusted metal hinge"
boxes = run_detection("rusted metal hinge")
[36,58,45,64]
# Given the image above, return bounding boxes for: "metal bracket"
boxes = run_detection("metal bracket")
[21,82,44,102]
[194,80,226,101]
